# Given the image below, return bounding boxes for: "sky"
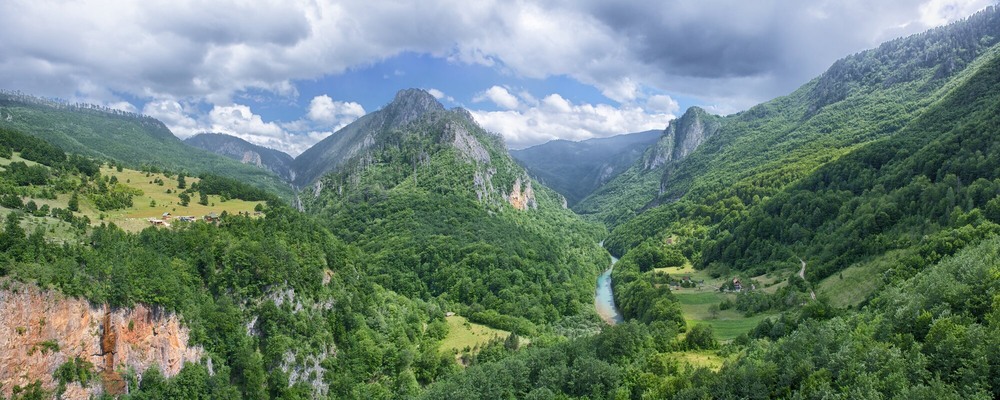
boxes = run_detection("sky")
[0,0,995,156]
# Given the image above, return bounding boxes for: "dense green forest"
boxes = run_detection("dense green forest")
[593,11,1000,343]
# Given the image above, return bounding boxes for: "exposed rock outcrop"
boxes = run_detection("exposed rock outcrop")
[0,283,202,399]
[451,122,491,164]
[644,107,721,171]
[508,176,537,210]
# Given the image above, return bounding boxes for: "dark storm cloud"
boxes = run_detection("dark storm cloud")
[0,0,994,150]
[145,2,311,46]
[582,0,996,103]
[590,1,782,78]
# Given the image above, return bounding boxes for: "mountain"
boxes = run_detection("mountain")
[604,5,1000,257]
[703,39,1000,284]
[0,91,293,199]
[185,133,295,181]
[510,130,660,207]
[573,107,722,226]
[300,89,607,333]
[291,88,446,188]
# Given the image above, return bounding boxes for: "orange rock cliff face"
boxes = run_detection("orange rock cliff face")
[0,283,203,398]
[508,176,537,210]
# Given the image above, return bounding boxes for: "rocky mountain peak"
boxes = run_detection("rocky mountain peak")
[385,89,445,122]
[643,106,721,171]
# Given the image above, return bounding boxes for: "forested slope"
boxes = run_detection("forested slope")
[301,92,607,335]
[0,92,292,200]
[604,6,1000,259]
[422,236,1000,398]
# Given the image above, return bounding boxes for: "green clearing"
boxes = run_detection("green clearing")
[1,154,266,233]
[816,251,897,308]
[439,315,512,354]
[657,265,777,342]
[0,153,38,167]
[0,206,80,244]
[93,166,264,231]
[675,291,773,342]
[669,350,726,372]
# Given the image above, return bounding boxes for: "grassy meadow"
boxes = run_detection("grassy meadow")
[439,315,513,355]
[657,264,786,342]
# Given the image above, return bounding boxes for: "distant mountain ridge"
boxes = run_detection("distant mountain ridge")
[185,133,295,181]
[0,91,293,199]
[573,107,722,225]
[511,130,661,206]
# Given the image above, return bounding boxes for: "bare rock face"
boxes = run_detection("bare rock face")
[241,150,264,168]
[451,122,491,164]
[644,107,721,171]
[0,283,203,399]
[508,176,537,210]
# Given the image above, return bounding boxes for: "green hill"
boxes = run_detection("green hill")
[0,92,293,200]
[292,89,447,188]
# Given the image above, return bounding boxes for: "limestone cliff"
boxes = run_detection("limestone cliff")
[0,283,202,398]
[508,176,537,210]
[644,107,721,171]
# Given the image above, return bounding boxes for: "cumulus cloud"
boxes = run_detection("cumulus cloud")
[470,91,675,149]
[208,104,285,139]
[426,88,454,102]
[307,95,366,128]
[141,94,364,156]
[646,95,680,114]
[143,100,202,138]
[473,86,520,110]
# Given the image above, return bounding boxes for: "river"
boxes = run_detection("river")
[594,252,624,325]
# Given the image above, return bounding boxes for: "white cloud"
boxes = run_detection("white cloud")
[919,0,992,26]
[143,100,201,138]
[307,95,366,128]
[646,95,680,114]
[427,88,455,102]
[208,104,285,139]
[473,86,520,110]
[470,92,674,149]
[142,95,362,156]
